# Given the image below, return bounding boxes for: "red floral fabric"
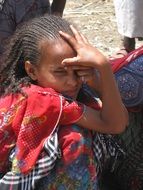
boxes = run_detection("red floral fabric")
[0,84,84,174]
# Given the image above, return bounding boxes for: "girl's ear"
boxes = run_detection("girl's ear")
[25,61,37,81]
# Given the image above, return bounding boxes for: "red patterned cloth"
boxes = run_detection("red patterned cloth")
[110,46,143,73]
[0,84,84,174]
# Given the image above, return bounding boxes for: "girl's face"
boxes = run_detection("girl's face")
[28,39,82,99]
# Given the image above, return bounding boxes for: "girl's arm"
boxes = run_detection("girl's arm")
[76,64,128,134]
[59,26,128,134]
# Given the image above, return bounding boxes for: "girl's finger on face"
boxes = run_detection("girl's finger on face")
[81,76,86,83]
[59,30,77,49]
[76,69,93,77]
[62,56,79,66]
[79,75,92,84]
[71,65,92,70]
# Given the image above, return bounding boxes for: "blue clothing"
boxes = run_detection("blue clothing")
[0,0,50,56]
[115,55,143,107]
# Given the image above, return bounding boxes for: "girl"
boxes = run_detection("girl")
[0,15,128,189]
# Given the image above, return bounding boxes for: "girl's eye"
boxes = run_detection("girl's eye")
[54,70,67,75]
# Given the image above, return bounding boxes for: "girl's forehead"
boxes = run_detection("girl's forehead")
[40,39,75,58]
[38,39,75,67]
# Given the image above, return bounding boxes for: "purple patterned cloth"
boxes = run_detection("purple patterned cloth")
[115,55,143,107]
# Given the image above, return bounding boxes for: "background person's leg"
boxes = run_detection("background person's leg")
[123,36,135,52]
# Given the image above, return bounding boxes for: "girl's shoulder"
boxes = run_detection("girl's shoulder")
[23,84,61,98]
[0,84,62,116]
[21,84,63,116]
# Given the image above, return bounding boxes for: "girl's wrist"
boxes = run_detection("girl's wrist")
[93,59,111,72]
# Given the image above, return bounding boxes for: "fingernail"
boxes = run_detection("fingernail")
[62,60,65,65]
[70,25,74,29]
[59,31,63,34]
[81,76,85,82]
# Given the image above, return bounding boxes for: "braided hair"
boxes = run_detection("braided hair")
[0,15,73,97]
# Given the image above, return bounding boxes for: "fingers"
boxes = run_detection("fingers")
[59,26,97,69]
[81,76,86,83]
[70,25,89,44]
[79,75,93,84]
[76,68,94,84]
[59,25,88,49]
[76,69,94,77]
[69,65,92,70]
[59,30,78,49]
[70,25,84,43]
[62,56,79,66]
[81,34,89,44]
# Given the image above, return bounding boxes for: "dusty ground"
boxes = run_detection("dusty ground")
[64,0,142,56]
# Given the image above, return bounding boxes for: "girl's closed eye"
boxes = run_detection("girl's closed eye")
[54,69,67,75]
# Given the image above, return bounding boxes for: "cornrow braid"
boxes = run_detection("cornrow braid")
[0,15,73,97]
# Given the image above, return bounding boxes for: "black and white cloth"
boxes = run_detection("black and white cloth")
[0,129,61,190]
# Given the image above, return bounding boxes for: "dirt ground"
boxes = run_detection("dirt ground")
[64,0,142,56]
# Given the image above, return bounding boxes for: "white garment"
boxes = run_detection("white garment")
[114,0,143,38]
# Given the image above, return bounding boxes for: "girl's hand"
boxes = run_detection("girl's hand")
[70,65,101,94]
[70,65,95,83]
[59,25,109,70]
[59,26,128,134]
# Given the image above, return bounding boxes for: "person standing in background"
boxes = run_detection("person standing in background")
[113,0,143,56]
[0,0,67,61]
